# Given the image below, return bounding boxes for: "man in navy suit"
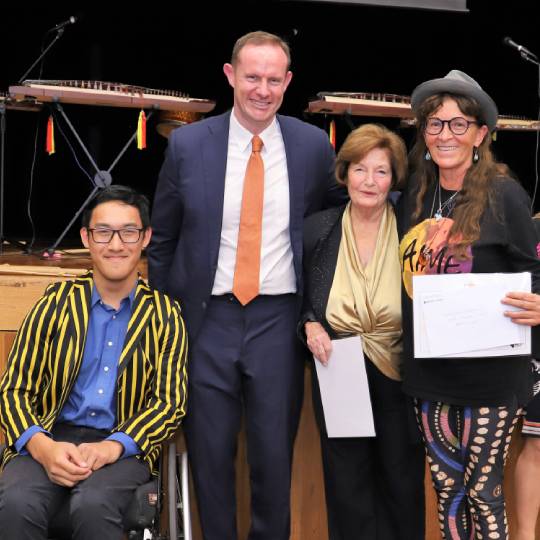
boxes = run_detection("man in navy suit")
[148,31,346,540]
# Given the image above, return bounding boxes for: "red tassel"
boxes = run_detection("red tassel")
[46,115,55,155]
[329,119,336,149]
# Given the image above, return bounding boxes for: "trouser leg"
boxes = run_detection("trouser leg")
[0,454,66,540]
[184,297,243,540]
[69,455,151,540]
[464,403,521,540]
[368,361,425,540]
[318,435,376,540]
[241,295,303,540]
[416,400,471,538]
[417,399,522,539]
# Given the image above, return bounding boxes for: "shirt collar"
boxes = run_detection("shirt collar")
[229,109,279,154]
[91,284,137,311]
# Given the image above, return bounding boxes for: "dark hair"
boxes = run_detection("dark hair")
[231,31,291,69]
[335,123,408,190]
[410,93,509,258]
[81,185,150,229]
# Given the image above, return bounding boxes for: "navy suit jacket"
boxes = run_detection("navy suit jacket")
[148,111,347,340]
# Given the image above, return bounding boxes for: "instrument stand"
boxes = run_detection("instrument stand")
[342,111,355,132]
[45,102,154,255]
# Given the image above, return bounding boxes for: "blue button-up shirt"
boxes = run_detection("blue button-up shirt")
[15,286,139,458]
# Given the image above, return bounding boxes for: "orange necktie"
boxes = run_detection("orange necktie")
[232,135,264,305]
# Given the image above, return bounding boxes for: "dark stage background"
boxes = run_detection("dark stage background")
[1,1,538,249]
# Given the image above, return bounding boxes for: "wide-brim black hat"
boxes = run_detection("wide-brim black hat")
[411,69,498,132]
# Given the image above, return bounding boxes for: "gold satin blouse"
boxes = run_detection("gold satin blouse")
[326,202,402,380]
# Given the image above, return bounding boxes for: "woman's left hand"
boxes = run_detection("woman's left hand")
[502,291,540,326]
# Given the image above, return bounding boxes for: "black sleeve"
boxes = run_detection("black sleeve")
[147,133,184,293]
[298,212,324,345]
[498,179,540,294]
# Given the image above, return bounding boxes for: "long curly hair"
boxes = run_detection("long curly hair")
[410,93,510,258]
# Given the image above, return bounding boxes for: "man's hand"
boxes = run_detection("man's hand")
[26,432,91,487]
[305,321,333,366]
[78,440,124,471]
[502,291,540,326]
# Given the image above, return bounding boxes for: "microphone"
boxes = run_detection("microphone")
[503,36,538,60]
[47,16,77,33]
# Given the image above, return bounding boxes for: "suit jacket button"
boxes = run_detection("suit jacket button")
[201,301,207,309]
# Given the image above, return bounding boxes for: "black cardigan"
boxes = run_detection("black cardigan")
[299,195,401,343]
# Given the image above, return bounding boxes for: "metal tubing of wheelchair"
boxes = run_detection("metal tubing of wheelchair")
[168,442,178,540]
[181,451,192,540]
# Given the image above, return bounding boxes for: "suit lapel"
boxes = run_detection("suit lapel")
[56,274,93,398]
[118,279,154,376]
[68,274,93,367]
[202,112,231,272]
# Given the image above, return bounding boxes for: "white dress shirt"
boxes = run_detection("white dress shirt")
[211,110,296,296]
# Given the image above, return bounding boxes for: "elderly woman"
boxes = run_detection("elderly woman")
[301,123,425,540]
[397,69,540,539]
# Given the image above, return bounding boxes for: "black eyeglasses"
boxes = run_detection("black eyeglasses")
[425,117,479,135]
[87,228,145,243]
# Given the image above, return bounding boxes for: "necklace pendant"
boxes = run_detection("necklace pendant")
[434,210,442,221]
[419,246,431,266]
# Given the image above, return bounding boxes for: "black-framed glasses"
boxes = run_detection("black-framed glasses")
[87,228,145,243]
[425,117,479,135]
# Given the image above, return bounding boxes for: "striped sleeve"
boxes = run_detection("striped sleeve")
[0,283,60,447]
[114,294,188,459]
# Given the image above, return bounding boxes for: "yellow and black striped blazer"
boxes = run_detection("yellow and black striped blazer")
[0,273,188,473]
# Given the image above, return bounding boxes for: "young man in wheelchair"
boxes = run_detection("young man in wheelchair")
[0,185,188,539]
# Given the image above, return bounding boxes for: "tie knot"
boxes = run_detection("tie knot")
[251,135,263,153]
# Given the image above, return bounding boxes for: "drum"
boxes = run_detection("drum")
[156,110,203,138]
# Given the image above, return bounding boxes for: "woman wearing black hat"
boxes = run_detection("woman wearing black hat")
[397,69,540,539]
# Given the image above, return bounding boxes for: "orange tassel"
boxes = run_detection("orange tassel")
[137,110,147,150]
[46,115,55,155]
[328,119,336,149]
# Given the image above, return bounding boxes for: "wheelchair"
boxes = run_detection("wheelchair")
[0,438,192,540]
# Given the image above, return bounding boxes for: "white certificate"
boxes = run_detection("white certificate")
[314,336,376,438]
[413,272,531,358]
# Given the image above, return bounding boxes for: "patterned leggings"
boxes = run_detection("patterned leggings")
[415,400,522,540]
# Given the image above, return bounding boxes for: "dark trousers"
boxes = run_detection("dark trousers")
[312,357,425,540]
[0,424,150,540]
[184,294,304,540]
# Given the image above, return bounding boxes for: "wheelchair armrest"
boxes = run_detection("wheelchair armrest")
[123,478,159,530]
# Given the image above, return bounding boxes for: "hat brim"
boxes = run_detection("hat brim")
[411,78,498,132]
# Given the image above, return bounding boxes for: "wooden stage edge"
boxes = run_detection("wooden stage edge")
[0,249,538,539]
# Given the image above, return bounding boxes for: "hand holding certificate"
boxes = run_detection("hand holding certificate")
[413,272,531,358]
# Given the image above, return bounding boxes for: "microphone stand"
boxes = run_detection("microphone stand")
[0,29,68,256]
[511,44,540,210]
[520,51,540,68]
[17,28,66,84]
